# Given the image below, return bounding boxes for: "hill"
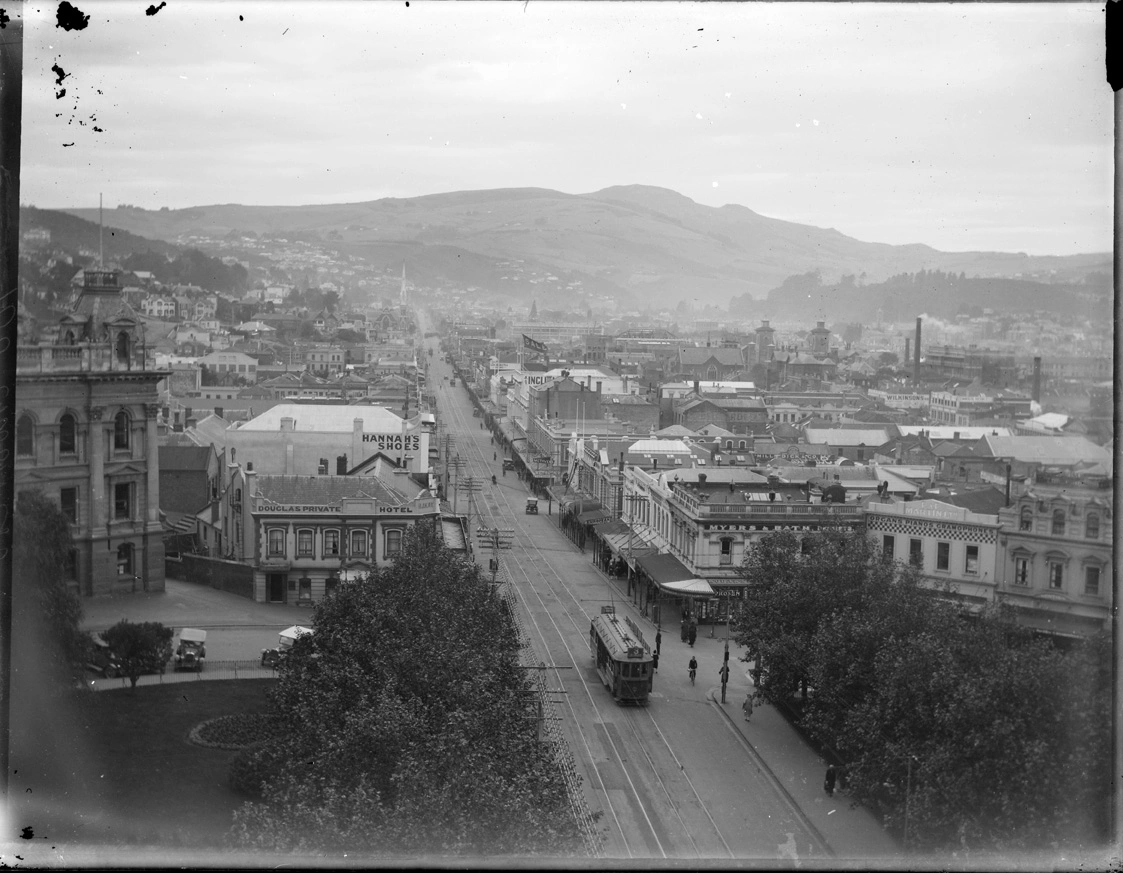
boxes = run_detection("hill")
[54,186,1110,311]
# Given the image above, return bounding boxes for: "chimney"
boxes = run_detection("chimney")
[914,317,922,384]
[623,375,629,393]
[698,473,707,484]
[1032,356,1042,402]
[694,380,700,394]
[336,454,347,475]
[246,461,254,472]
[596,381,602,395]
[904,336,911,364]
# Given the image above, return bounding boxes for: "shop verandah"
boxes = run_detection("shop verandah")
[588,520,746,636]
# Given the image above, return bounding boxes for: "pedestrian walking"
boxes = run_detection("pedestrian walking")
[824,764,837,797]
[651,650,659,672]
[493,452,497,461]
[742,694,754,721]
[687,621,697,648]
[718,662,730,703]
[655,630,662,655]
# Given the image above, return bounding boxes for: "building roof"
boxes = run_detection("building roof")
[158,445,216,472]
[976,435,1112,466]
[919,486,1008,515]
[237,403,405,432]
[677,347,744,366]
[898,425,1013,440]
[255,474,409,507]
[804,427,892,447]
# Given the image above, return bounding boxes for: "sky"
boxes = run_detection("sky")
[20,1,1113,256]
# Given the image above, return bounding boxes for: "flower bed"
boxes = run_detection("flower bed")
[188,713,279,750]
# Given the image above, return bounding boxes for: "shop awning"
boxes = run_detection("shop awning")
[636,553,698,591]
[660,577,716,597]
[577,508,613,525]
[592,519,630,537]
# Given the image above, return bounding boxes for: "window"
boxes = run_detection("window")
[113,483,131,520]
[115,331,130,363]
[1048,561,1064,590]
[296,529,314,557]
[267,528,285,556]
[59,413,77,455]
[1019,507,1033,531]
[1085,514,1100,539]
[936,542,950,571]
[385,529,403,557]
[909,539,923,568]
[882,535,894,559]
[114,410,130,450]
[719,537,733,565]
[16,414,34,457]
[323,529,340,556]
[964,545,979,575]
[116,543,133,577]
[60,487,78,523]
[1051,509,1065,536]
[1084,566,1101,596]
[350,530,368,557]
[1014,556,1030,586]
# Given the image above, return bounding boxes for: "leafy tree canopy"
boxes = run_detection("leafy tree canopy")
[230,523,584,858]
[101,620,173,689]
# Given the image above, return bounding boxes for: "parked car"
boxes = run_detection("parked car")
[85,634,123,679]
[173,628,207,672]
[261,625,313,668]
[502,458,516,472]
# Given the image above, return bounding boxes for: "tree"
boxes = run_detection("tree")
[230,523,585,856]
[12,490,85,684]
[101,620,173,688]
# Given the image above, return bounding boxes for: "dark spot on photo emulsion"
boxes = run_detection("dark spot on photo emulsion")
[56,1,89,30]
[146,1,166,15]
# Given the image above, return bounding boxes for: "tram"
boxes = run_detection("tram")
[590,605,653,705]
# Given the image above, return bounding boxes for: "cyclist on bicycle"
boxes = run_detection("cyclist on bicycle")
[688,656,698,684]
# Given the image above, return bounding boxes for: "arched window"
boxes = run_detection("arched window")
[116,331,131,363]
[719,537,733,565]
[1051,509,1065,536]
[114,410,130,450]
[1085,513,1100,539]
[1019,506,1033,532]
[59,413,77,455]
[16,413,34,457]
[62,329,76,345]
[385,529,403,557]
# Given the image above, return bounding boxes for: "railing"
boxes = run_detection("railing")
[675,493,863,520]
[83,659,277,690]
[16,343,158,374]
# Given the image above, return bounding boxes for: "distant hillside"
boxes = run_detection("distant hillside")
[21,205,180,261]
[55,186,1110,310]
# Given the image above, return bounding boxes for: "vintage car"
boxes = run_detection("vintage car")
[525,497,539,515]
[86,634,123,679]
[502,458,516,472]
[261,625,313,668]
[173,628,207,672]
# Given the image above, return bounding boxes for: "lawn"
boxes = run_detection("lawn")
[8,679,275,851]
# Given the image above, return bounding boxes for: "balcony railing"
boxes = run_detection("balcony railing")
[677,493,862,520]
[16,343,156,374]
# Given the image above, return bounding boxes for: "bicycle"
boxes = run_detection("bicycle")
[689,668,696,685]
[688,658,697,685]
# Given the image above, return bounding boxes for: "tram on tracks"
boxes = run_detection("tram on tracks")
[590,605,653,705]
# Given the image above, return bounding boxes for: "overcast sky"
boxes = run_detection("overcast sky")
[22,1,1111,256]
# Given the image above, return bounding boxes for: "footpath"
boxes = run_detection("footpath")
[593,554,902,863]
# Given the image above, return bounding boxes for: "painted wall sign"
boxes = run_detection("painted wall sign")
[362,433,421,451]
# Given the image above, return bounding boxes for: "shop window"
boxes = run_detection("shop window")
[936,541,950,571]
[323,529,340,556]
[1051,509,1065,536]
[964,545,979,575]
[114,410,130,450]
[385,528,403,557]
[1084,565,1101,596]
[350,530,368,557]
[59,413,77,455]
[16,414,34,457]
[1085,513,1100,539]
[60,487,78,523]
[296,529,313,557]
[1014,556,1030,586]
[267,528,285,556]
[113,482,131,520]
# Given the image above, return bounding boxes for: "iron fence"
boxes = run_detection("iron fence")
[83,659,278,690]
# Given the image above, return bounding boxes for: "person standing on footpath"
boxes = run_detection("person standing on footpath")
[824,764,837,798]
[742,693,754,721]
[655,630,662,656]
[718,662,730,703]
[651,649,659,672]
[687,621,697,648]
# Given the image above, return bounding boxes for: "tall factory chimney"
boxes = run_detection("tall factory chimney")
[913,317,922,385]
[1032,356,1042,403]
[904,337,911,366]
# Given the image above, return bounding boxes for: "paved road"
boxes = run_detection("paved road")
[430,335,902,864]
